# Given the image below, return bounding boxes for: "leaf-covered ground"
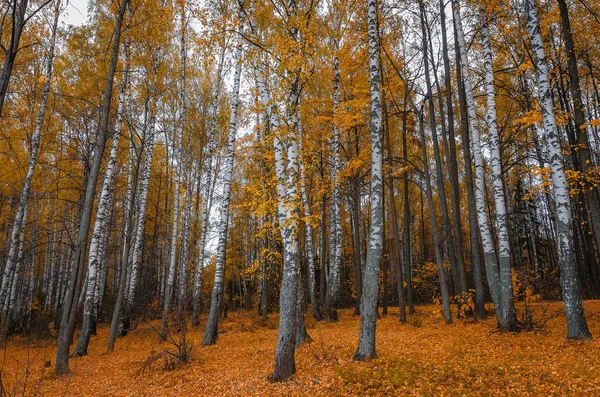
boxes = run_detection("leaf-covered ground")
[3,301,600,396]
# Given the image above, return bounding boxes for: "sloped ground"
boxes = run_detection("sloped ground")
[3,301,600,396]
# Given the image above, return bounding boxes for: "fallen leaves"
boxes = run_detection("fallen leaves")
[3,300,600,396]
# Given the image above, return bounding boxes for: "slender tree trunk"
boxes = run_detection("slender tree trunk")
[351,174,363,315]
[418,110,453,324]
[192,48,225,327]
[124,107,157,318]
[401,105,415,314]
[420,2,463,308]
[481,19,518,330]
[525,0,591,340]
[383,97,406,323]
[54,0,128,375]
[202,36,243,346]
[354,0,383,361]
[326,51,342,322]
[453,0,505,324]
[0,0,35,116]
[556,0,600,265]
[299,123,321,321]
[0,1,59,328]
[72,72,128,358]
[161,7,188,338]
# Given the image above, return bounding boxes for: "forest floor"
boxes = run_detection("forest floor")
[2,301,600,396]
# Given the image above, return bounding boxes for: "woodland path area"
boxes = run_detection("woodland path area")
[3,301,600,396]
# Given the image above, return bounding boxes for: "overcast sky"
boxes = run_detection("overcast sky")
[62,0,88,27]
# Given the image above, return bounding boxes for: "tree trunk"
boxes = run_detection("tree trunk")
[525,0,591,340]
[0,1,59,331]
[72,72,128,358]
[481,19,518,330]
[453,0,505,325]
[354,0,383,361]
[202,35,243,346]
[326,51,342,322]
[54,0,128,375]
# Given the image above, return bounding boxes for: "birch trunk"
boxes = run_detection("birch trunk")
[125,109,157,311]
[326,51,342,322]
[525,0,591,340]
[72,74,127,357]
[191,45,226,327]
[354,0,383,361]
[54,0,128,375]
[452,0,504,323]
[0,2,59,320]
[299,124,321,321]
[271,86,302,380]
[481,20,518,330]
[202,36,243,346]
[161,7,187,339]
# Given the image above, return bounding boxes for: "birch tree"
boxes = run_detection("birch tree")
[54,0,129,375]
[0,0,60,333]
[72,70,129,358]
[524,0,591,340]
[161,5,187,339]
[326,47,342,322]
[480,16,517,330]
[452,0,511,329]
[354,0,383,361]
[202,31,243,346]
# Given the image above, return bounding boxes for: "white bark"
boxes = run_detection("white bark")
[327,51,342,319]
[525,0,591,339]
[192,46,226,324]
[355,0,383,361]
[0,4,58,313]
[202,35,243,345]
[125,109,157,308]
[298,123,319,320]
[162,11,187,334]
[481,20,517,329]
[452,0,503,315]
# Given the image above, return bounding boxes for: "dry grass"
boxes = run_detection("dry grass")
[2,300,600,396]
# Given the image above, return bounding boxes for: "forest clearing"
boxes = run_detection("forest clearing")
[3,302,600,396]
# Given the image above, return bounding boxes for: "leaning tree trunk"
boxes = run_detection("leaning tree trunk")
[202,37,243,346]
[125,108,157,316]
[0,1,59,326]
[452,0,505,324]
[54,0,128,375]
[524,0,591,340]
[481,19,518,330]
[354,0,383,361]
[556,0,600,268]
[192,42,226,328]
[72,73,128,357]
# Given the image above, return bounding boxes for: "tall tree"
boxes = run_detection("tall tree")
[54,0,129,375]
[202,28,243,346]
[354,0,383,361]
[524,0,591,340]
